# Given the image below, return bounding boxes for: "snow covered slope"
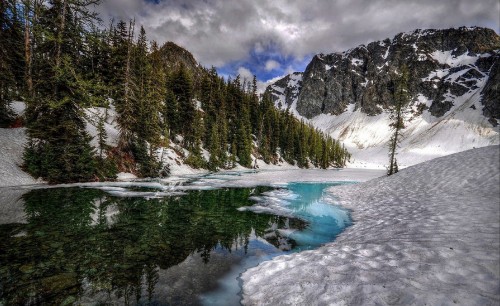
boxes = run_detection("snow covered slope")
[241,145,500,305]
[310,88,499,168]
[0,102,302,188]
[267,27,500,168]
[0,128,41,187]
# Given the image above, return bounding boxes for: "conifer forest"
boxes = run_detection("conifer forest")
[0,0,350,183]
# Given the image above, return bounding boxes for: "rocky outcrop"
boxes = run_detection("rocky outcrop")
[159,41,205,88]
[268,27,500,125]
[159,41,200,72]
[481,58,500,126]
[266,72,303,109]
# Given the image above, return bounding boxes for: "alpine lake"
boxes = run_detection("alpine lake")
[0,174,353,305]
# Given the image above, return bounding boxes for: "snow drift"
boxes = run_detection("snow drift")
[241,145,500,305]
[267,27,500,169]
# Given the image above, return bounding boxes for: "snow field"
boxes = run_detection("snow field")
[309,81,499,169]
[270,47,499,170]
[0,128,41,187]
[241,145,500,305]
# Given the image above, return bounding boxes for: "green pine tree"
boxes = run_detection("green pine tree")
[170,63,195,146]
[0,0,24,127]
[388,65,409,176]
[24,0,101,183]
[208,123,221,171]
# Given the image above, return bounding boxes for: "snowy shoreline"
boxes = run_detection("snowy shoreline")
[2,125,498,305]
[0,128,43,187]
[0,124,377,188]
[241,145,500,305]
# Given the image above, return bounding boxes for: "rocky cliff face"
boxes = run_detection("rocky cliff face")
[267,27,499,125]
[160,41,200,72]
[266,27,500,167]
[266,72,303,110]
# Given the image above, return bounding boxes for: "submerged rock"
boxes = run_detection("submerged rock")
[40,272,79,292]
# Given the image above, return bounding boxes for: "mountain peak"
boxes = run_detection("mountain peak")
[266,27,499,168]
[159,41,199,72]
[268,26,499,121]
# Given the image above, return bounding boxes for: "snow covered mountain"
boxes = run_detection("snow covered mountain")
[266,27,500,168]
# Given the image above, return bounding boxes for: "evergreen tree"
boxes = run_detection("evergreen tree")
[132,25,149,140]
[217,99,229,168]
[24,102,97,183]
[185,110,205,169]
[0,0,24,127]
[113,19,137,150]
[24,0,101,183]
[170,63,195,146]
[147,40,167,148]
[97,113,107,159]
[200,71,214,144]
[249,75,261,134]
[388,65,409,175]
[229,76,252,167]
[131,138,161,177]
[81,25,112,107]
[163,88,178,136]
[208,123,221,170]
[230,139,237,168]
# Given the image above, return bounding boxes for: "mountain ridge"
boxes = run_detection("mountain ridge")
[266,26,499,168]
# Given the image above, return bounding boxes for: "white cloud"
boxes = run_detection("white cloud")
[254,42,265,53]
[97,0,499,70]
[237,66,254,82]
[265,60,281,71]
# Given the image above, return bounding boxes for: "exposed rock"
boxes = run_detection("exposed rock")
[265,72,303,109]
[269,27,500,120]
[159,41,200,73]
[158,41,205,88]
[481,56,500,126]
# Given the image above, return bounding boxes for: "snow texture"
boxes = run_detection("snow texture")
[269,47,499,170]
[0,102,307,188]
[333,80,495,169]
[306,75,499,169]
[241,145,500,306]
[0,128,41,187]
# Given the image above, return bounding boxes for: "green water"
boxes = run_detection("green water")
[0,187,305,305]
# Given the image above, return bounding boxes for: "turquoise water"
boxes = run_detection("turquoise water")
[0,181,351,305]
[285,182,352,251]
[201,182,353,305]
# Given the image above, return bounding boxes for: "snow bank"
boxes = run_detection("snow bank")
[0,128,41,187]
[311,86,499,169]
[241,145,500,305]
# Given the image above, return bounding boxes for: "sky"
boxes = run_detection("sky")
[95,0,500,89]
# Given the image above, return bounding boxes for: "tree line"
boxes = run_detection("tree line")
[0,0,350,183]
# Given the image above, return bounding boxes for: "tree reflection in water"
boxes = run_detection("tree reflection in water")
[0,187,305,305]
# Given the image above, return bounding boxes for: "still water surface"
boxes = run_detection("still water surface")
[0,181,351,305]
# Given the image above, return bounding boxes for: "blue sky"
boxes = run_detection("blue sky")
[216,44,312,84]
[97,0,499,89]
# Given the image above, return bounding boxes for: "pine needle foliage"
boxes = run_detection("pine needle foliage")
[0,1,351,183]
[388,65,410,176]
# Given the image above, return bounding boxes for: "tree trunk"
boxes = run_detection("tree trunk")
[23,0,33,97]
[52,0,67,99]
[118,19,135,149]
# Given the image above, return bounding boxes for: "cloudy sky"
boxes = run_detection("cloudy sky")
[96,0,499,86]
